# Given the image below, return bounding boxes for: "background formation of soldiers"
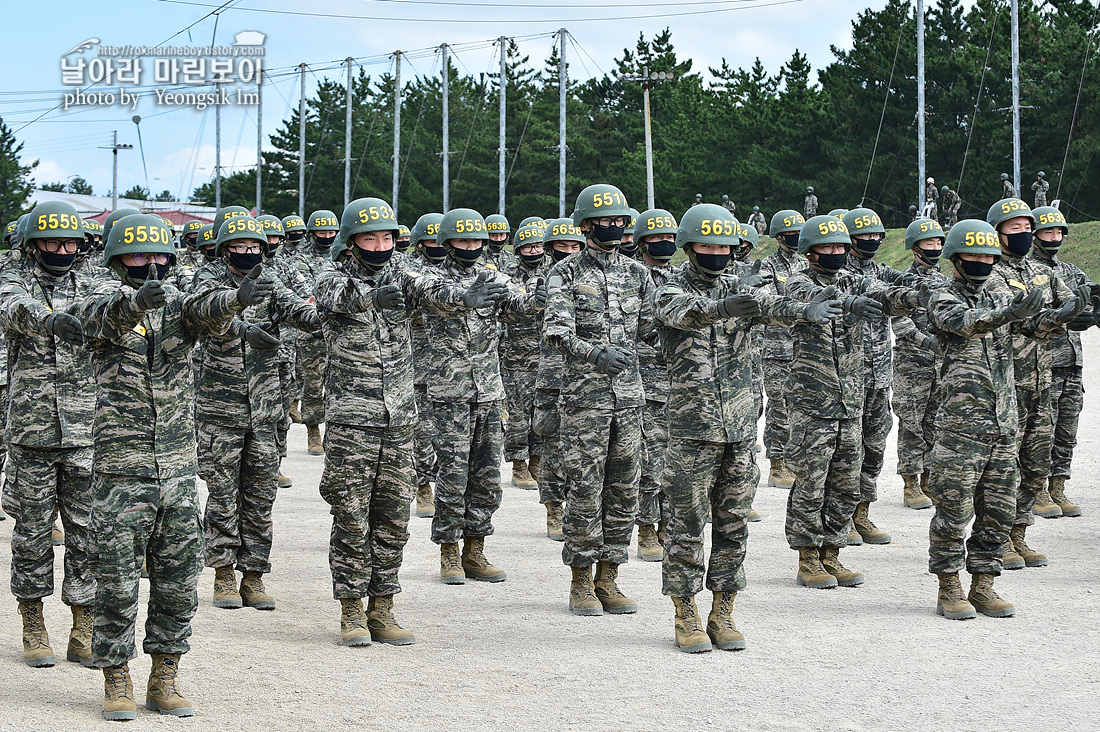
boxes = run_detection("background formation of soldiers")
[0,173,1092,718]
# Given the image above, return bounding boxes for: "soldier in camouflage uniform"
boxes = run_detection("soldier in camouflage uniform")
[891,219,948,510]
[925,219,1047,620]
[783,215,920,590]
[0,201,97,670]
[257,214,297,489]
[544,183,656,617]
[803,187,818,218]
[941,186,961,228]
[79,213,247,719]
[656,204,842,652]
[721,195,736,216]
[501,222,550,489]
[983,198,1087,567]
[0,224,10,523]
[172,220,205,292]
[692,194,703,207]
[394,223,412,258]
[758,210,807,488]
[484,213,518,273]
[1000,173,1016,199]
[192,215,319,611]
[1031,172,1049,208]
[618,209,641,260]
[278,215,308,423]
[748,206,767,235]
[1029,206,1093,517]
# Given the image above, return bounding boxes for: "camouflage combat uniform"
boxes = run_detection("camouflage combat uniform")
[803,194,818,218]
[924,183,939,220]
[1003,180,1017,199]
[942,189,961,228]
[79,274,239,667]
[485,245,518,276]
[544,247,656,567]
[287,242,333,428]
[749,212,767,235]
[636,259,677,527]
[0,259,96,608]
[500,258,549,464]
[264,249,300,461]
[407,255,442,491]
[191,261,319,575]
[758,247,807,461]
[1031,179,1049,208]
[534,259,570,510]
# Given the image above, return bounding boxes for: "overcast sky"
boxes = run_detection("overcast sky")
[5,0,872,204]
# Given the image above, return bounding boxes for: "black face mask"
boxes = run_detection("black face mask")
[123,261,171,285]
[287,232,305,246]
[228,250,263,272]
[395,239,412,253]
[779,233,800,251]
[422,244,447,263]
[37,249,77,275]
[693,251,730,277]
[811,252,848,274]
[851,237,882,258]
[313,233,336,251]
[734,244,753,263]
[956,258,995,284]
[1002,231,1033,257]
[488,239,506,253]
[550,246,574,262]
[264,241,281,258]
[451,245,484,266]
[520,252,544,268]
[353,246,393,273]
[589,223,624,250]
[184,234,198,250]
[916,246,942,266]
[201,246,218,261]
[619,239,639,258]
[1033,236,1062,257]
[646,239,677,262]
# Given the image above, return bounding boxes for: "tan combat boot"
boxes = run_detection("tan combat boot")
[277,471,293,488]
[240,571,276,610]
[18,600,55,667]
[767,459,795,488]
[415,483,435,518]
[706,591,746,651]
[902,474,933,509]
[796,546,838,589]
[636,524,663,562]
[545,502,564,542]
[1033,486,1063,519]
[1010,525,1048,567]
[853,502,892,544]
[367,596,416,646]
[1048,476,1081,517]
[511,460,537,489]
[747,508,762,522]
[288,400,303,423]
[67,604,94,667]
[146,654,194,717]
[935,573,976,620]
[306,424,324,455]
[461,537,507,582]
[568,565,603,616]
[52,522,65,546]
[212,566,242,609]
[1002,541,1026,570]
[672,596,712,653]
[103,664,137,721]
[820,546,864,587]
[968,573,1016,617]
[339,598,371,647]
[594,561,637,614]
[440,543,466,585]
[528,454,541,481]
[847,523,863,546]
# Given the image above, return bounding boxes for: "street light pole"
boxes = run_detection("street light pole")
[618,67,675,210]
[101,130,133,210]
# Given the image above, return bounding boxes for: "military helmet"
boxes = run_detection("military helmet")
[103,208,142,244]
[736,220,759,248]
[624,208,640,236]
[257,214,285,237]
[927,177,935,185]
[769,209,805,236]
[941,185,949,195]
[722,195,730,202]
[332,198,399,260]
[82,218,103,237]
[216,215,267,253]
[397,224,411,239]
[513,222,546,250]
[438,208,488,247]
[1037,171,1046,179]
[411,213,444,247]
[752,205,760,213]
[212,205,250,232]
[11,214,30,249]
[942,219,1001,259]
[574,184,630,225]
[198,224,217,249]
[1032,206,1068,234]
[676,204,738,250]
[806,186,814,193]
[282,214,307,233]
[25,201,85,243]
[842,208,885,237]
[103,213,176,268]
[798,215,851,255]
[694,193,702,199]
[1000,173,1009,181]
[986,198,1035,229]
[306,209,340,232]
[905,218,946,250]
[827,208,849,219]
[635,209,678,239]
[3,219,17,242]
[485,213,511,235]
[518,216,546,229]
[544,217,585,245]
[184,219,205,236]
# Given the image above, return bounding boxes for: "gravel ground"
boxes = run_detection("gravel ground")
[1,331,1098,731]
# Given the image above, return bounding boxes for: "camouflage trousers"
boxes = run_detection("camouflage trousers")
[892,356,940,476]
[0,385,6,469]
[2,443,95,605]
[296,333,328,427]
[784,411,862,549]
[762,358,792,460]
[860,387,892,503]
[275,359,295,460]
[1050,367,1084,478]
[318,423,415,599]
[559,405,642,567]
[502,368,541,463]
[944,210,959,228]
[751,340,764,423]
[429,400,504,545]
[1014,387,1053,527]
[637,399,669,526]
[926,431,1016,575]
[90,473,203,668]
[532,389,566,506]
[197,422,279,573]
[414,384,437,488]
[661,439,755,597]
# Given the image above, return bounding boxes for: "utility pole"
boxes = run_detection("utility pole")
[298,63,307,218]
[916,0,926,212]
[498,36,507,215]
[393,51,402,216]
[344,57,354,209]
[102,130,133,210]
[617,66,676,210]
[1010,0,1021,193]
[256,69,263,213]
[441,43,450,212]
[215,77,222,210]
[558,28,567,217]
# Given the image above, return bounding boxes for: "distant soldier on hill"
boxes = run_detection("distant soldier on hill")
[803,187,818,218]
[1031,172,1049,208]
[941,186,961,228]
[1000,173,1016,199]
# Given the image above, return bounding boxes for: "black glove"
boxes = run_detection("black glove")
[844,295,884,320]
[237,264,275,307]
[462,270,508,308]
[135,267,167,311]
[920,333,943,357]
[1006,288,1044,321]
[586,345,632,376]
[244,323,280,351]
[1054,299,1083,324]
[371,283,405,311]
[533,278,548,308]
[736,259,773,290]
[1072,285,1092,316]
[716,292,762,319]
[46,312,84,347]
[804,285,843,323]
[1067,311,1097,331]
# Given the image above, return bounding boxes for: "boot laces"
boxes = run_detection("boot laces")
[442,544,462,571]
[23,604,46,634]
[342,600,366,628]
[678,600,703,634]
[106,667,133,700]
[79,607,94,637]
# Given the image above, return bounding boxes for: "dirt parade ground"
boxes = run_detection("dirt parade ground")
[1,331,1098,731]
